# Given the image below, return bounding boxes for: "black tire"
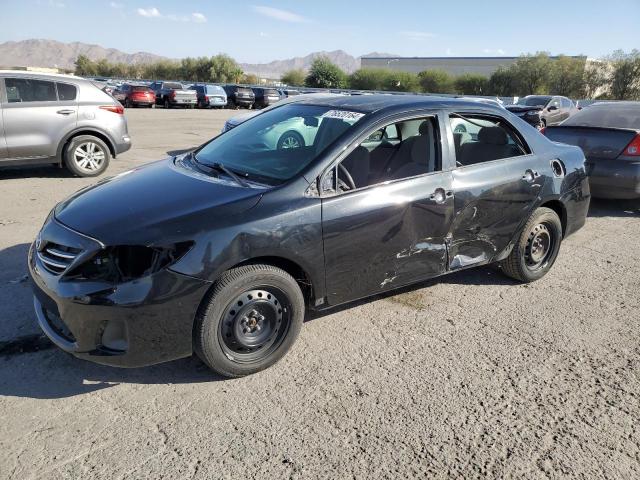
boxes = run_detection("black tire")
[500,207,562,282]
[63,135,110,177]
[164,98,170,109]
[227,99,236,109]
[277,131,305,150]
[195,264,305,378]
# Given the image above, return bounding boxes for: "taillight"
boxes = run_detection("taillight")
[170,91,176,99]
[205,95,209,101]
[100,105,124,114]
[622,133,640,156]
[540,127,546,135]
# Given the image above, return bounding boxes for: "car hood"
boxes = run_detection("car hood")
[506,105,543,114]
[54,158,263,246]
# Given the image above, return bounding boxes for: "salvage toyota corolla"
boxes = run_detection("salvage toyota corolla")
[29,95,590,377]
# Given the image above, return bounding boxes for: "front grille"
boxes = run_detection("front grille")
[37,242,82,275]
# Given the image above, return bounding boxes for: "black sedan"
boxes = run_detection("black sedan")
[543,101,640,199]
[29,95,590,377]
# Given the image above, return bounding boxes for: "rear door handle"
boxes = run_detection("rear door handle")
[56,109,75,115]
[522,169,539,182]
[429,188,451,204]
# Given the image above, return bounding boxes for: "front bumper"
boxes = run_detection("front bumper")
[28,218,210,367]
[587,159,640,199]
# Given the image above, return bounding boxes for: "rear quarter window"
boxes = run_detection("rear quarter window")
[56,83,77,101]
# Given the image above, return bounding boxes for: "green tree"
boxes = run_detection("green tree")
[417,69,455,93]
[607,50,640,100]
[241,73,259,84]
[548,55,585,97]
[383,71,419,92]
[511,52,552,95]
[454,73,489,95]
[349,68,390,90]
[209,54,243,83]
[305,56,347,88]
[581,61,608,99]
[487,67,518,96]
[281,69,306,86]
[74,54,97,76]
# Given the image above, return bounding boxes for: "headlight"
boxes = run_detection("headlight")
[67,242,193,282]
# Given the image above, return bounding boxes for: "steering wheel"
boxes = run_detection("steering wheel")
[338,163,357,191]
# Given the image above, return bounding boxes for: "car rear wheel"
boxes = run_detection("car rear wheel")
[124,98,132,108]
[64,135,110,177]
[277,131,305,150]
[500,207,562,282]
[195,264,304,378]
[164,98,170,109]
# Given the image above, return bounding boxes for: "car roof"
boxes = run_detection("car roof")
[291,93,507,115]
[0,70,85,83]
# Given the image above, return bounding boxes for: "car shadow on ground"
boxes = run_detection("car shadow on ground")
[0,164,71,179]
[588,198,640,218]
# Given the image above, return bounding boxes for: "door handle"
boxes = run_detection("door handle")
[56,109,75,115]
[429,188,450,204]
[522,169,539,182]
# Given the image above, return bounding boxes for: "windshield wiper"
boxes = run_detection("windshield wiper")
[188,152,250,187]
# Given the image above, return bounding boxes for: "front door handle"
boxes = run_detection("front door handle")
[56,109,75,115]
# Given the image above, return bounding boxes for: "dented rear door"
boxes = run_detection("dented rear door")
[322,171,454,306]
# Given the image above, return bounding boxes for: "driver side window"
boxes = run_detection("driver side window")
[321,116,440,194]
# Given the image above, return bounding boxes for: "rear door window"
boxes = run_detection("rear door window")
[5,78,57,103]
[449,114,529,167]
[56,83,77,101]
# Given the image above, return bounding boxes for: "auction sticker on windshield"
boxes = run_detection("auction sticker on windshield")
[321,110,365,122]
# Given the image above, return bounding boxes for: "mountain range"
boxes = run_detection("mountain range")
[0,39,396,78]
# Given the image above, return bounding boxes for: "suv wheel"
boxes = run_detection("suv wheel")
[195,264,305,378]
[64,135,110,177]
[164,98,170,109]
[500,207,562,282]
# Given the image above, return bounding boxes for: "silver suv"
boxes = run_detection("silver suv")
[0,71,131,177]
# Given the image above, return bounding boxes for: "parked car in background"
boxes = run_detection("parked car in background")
[508,95,577,128]
[30,95,589,378]
[543,101,640,199]
[112,83,155,108]
[0,71,130,177]
[189,84,227,109]
[149,81,197,109]
[252,87,281,109]
[223,85,255,109]
[282,89,300,98]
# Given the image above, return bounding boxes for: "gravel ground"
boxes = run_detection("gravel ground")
[1,108,639,479]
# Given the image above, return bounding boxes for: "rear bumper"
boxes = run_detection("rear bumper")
[587,160,640,199]
[114,135,131,155]
[28,232,211,368]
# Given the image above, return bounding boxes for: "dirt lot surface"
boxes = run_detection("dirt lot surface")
[1,108,639,479]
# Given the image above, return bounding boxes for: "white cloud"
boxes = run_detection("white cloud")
[252,5,308,23]
[482,48,507,55]
[136,7,206,23]
[191,12,207,23]
[400,31,436,41]
[109,1,122,8]
[137,7,161,17]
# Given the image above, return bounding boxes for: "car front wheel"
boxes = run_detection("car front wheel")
[195,264,305,377]
[500,207,562,282]
[63,135,110,177]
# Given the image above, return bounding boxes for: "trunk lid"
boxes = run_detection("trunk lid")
[544,126,638,160]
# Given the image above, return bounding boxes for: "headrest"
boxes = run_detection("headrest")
[418,120,431,135]
[477,126,508,145]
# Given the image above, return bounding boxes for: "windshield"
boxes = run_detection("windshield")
[562,104,640,129]
[195,104,365,185]
[517,96,551,107]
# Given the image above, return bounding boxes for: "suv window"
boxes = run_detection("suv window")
[5,78,57,103]
[450,114,528,167]
[324,116,440,193]
[549,97,561,109]
[561,97,572,108]
[164,82,182,89]
[56,82,77,101]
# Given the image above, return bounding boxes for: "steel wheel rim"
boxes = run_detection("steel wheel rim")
[73,142,105,172]
[218,287,290,363]
[525,223,554,270]
[280,135,301,149]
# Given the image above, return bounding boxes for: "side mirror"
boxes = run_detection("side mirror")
[548,105,558,111]
[304,116,319,127]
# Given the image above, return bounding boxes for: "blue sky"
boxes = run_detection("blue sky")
[1,0,638,63]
